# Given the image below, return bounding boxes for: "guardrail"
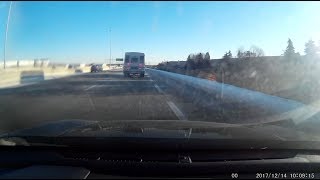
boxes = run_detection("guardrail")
[0,67,78,89]
[146,68,319,125]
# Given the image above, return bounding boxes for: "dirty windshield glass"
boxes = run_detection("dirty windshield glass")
[1,1,320,147]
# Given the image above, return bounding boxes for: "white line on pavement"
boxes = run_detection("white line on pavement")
[167,101,187,121]
[154,84,164,94]
[87,94,96,111]
[84,85,97,91]
[153,83,187,121]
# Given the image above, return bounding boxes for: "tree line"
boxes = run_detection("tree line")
[222,38,320,60]
[157,38,320,70]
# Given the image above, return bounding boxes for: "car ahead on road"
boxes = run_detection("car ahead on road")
[90,64,103,73]
[123,52,145,78]
[1,119,320,179]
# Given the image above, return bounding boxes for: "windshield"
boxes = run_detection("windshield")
[131,57,139,63]
[1,1,320,148]
[125,55,129,63]
[140,56,145,64]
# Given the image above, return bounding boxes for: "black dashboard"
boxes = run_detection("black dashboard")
[1,146,320,179]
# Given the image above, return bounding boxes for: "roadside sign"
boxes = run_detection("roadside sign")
[116,58,123,61]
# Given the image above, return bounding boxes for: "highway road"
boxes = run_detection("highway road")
[0,69,207,134]
[0,69,304,134]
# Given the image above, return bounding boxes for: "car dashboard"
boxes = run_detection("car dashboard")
[1,146,320,179]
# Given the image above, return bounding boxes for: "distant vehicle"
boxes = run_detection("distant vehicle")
[91,64,103,73]
[123,52,145,77]
[75,69,83,73]
[66,64,74,69]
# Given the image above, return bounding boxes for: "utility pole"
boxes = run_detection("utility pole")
[4,1,13,69]
[109,27,111,68]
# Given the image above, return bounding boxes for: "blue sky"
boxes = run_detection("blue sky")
[0,1,319,65]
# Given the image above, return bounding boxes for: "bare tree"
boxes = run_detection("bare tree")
[237,47,245,58]
[186,53,196,70]
[189,53,195,61]
[204,52,210,60]
[222,50,232,59]
[250,45,265,57]
[227,50,232,58]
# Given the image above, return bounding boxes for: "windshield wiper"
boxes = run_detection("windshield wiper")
[3,135,320,151]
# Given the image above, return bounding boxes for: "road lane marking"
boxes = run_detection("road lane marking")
[167,101,187,121]
[84,85,97,91]
[154,84,164,94]
[87,94,96,111]
[154,83,187,121]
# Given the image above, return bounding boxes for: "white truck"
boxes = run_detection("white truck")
[123,52,145,77]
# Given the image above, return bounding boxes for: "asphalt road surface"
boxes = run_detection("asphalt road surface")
[1,69,295,135]
[0,69,215,134]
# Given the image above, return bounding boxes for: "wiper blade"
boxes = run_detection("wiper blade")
[3,135,320,151]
